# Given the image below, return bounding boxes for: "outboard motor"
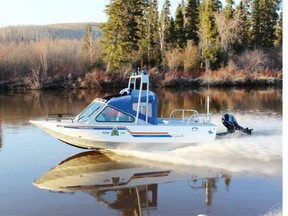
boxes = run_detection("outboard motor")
[222,113,253,135]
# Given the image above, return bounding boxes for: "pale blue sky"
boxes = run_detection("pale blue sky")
[0,0,282,27]
[0,0,182,27]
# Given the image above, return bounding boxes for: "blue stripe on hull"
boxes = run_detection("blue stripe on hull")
[63,126,171,138]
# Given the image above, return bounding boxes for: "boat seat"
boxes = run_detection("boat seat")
[162,120,169,124]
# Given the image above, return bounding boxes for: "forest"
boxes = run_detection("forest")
[0,0,283,90]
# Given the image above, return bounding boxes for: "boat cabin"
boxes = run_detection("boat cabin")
[76,70,158,125]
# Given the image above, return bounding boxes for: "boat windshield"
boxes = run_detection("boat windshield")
[77,101,103,122]
[96,106,134,122]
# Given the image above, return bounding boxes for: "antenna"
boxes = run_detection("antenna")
[206,58,210,115]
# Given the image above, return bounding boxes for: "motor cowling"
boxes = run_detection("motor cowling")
[222,113,253,135]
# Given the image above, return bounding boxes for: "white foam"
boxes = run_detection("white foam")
[113,113,282,177]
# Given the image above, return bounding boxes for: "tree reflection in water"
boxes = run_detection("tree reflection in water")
[0,87,282,122]
[89,184,158,215]
[87,175,231,213]
[155,87,282,117]
[0,87,282,150]
[0,123,2,149]
[0,87,282,216]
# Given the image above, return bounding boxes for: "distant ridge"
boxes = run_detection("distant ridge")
[0,22,102,42]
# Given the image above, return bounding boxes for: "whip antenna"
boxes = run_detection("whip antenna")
[206,58,210,115]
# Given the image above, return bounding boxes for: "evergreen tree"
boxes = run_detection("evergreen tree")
[250,0,260,48]
[234,0,251,52]
[136,0,149,68]
[159,0,171,70]
[199,0,222,70]
[185,0,200,45]
[101,0,145,72]
[180,0,187,24]
[136,0,161,68]
[175,4,186,48]
[124,0,145,53]
[251,0,281,49]
[82,24,93,68]
[261,0,281,49]
[224,0,234,20]
[166,17,177,47]
[101,0,128,72]
[159,0,171,52]
[147,0,162,67]
[275,10,282,46]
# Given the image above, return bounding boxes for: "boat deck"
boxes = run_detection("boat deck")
[157,118,215,126]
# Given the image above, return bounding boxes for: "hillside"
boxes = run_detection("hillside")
[0,23,102,42]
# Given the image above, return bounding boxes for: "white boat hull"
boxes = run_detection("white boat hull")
[30,119,217,149]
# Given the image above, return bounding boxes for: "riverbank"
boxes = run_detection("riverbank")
[0,69,282,91]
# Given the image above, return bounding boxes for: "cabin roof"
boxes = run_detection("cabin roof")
[107,90,158,125]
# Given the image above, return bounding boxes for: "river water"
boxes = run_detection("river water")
[0,87,282,216]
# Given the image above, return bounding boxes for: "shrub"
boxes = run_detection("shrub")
[233,49,269,73]
[183,42,199,72]
[165,48,183,71]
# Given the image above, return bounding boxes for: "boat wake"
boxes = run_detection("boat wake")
[113,113,282,177]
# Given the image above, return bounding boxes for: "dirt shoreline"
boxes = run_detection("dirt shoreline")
[0,76,282,91]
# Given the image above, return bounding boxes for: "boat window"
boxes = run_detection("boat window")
[77,101,103,122]
[96,107,134,122]
[133,103,152,117]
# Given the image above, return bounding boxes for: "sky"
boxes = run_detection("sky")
[0,0,181,27]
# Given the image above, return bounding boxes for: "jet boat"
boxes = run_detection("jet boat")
[30,70,251,149]
[30,70,217,149]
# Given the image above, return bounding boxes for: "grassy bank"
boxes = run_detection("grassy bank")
[0,67,282,91]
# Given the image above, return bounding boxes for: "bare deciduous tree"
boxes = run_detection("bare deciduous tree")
[234,49,269,73]
[183,41,199,72]
[165,48,183,71]
[214,11,241,54]
[30,64,41,89]
[37,39,49,85]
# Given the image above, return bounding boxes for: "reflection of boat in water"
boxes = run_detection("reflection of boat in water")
[33,151,228,212]
[33,151,222,192]
[30,71,217,149]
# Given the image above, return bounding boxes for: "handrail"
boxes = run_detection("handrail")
[46,113,75,122]
[169,109,198,120]
[169,109,211,125]
[187,113,211,125]
[131,74,149,125]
